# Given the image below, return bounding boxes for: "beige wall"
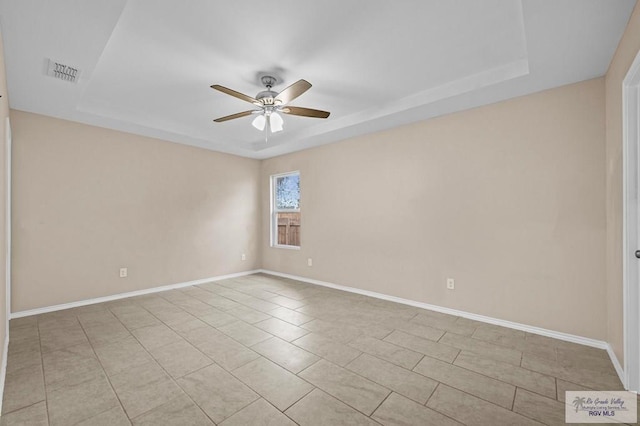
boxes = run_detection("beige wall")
[0,30,9,396]
[11,111,261,312]
[605,3,640,364]
[262,78,607,340]
[8,76,610,341]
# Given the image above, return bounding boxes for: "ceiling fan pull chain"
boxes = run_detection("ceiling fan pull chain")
[265,117,269,143]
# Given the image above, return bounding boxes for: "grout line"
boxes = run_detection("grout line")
[369,390,392,418]
[379,329,395,341]
[0,400,47,418]
[35,316,51,425]
[280,386,316,413]
[518,349,523,368]
[508,386,572,425]
[283,412,303,426]
[414,354,426,369]
[519,348,524,367]
[423,381,439,406]
[422,383,473,425]
[434,384,522,419]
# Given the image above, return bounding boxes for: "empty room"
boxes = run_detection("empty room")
[0,1,639,425]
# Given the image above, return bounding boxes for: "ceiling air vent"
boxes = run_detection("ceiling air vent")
[45,58,80,83]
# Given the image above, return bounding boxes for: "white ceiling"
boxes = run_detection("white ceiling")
[0,0,635,159]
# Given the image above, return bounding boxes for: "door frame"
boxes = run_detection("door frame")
[622,48,640,392]
[5,117,10,329]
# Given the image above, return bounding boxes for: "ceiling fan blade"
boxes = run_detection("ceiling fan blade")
[275,80,312,104]
[281,106,330,119]
[211,85,261,106]
[213,110,256,122]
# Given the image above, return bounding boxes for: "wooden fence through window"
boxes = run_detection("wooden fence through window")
[277,212,300,246]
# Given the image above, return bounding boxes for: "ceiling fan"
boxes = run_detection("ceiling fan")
[211,75,330,135]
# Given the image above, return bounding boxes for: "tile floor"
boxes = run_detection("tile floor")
[0,273,632,425]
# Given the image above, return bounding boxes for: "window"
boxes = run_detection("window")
[271,171,300,248]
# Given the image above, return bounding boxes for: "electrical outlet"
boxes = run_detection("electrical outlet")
[241,253,246,261]
[446,278,455,290]
[120,268,128,278]
[307,258,313,267]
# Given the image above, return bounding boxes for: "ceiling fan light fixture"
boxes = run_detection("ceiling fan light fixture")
[252,114,266,131]
[270,111,284,132]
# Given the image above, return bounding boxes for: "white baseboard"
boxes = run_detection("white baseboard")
[0,331,8,416]
[10,270,261,319]
[606,344,626,389]
[259,269,627,386]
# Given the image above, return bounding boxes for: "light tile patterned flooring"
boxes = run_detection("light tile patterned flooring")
[0,273,630,425]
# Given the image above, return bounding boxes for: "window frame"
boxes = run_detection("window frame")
[270,171,301,249]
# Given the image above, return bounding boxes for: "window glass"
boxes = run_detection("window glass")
[271,172,300,247]
[275,174,300,210]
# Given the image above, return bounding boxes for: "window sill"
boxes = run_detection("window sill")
[271,244,301,250]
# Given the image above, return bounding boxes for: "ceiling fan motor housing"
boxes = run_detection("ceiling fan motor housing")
[257,76,279,105]
[256,90,279,105]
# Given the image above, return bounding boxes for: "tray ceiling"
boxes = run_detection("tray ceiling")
[0,0,635,158]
